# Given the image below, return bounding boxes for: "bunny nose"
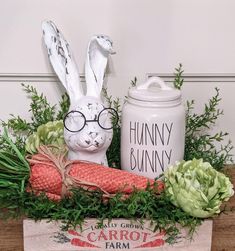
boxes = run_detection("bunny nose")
[90,132,98,139]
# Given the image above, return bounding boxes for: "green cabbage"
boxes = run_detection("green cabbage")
[164,159,234,218]
[25,120,65,153]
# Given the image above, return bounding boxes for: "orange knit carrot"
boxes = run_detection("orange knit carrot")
[28,146,164,201]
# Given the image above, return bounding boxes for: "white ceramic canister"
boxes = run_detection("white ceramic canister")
[121,77,185,179]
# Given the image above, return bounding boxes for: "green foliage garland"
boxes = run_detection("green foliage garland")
[173,64,233,169]
[102,88,122,168]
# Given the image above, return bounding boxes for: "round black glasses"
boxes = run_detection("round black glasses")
[63,108,119,133]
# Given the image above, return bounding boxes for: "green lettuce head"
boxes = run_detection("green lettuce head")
[164,159,234,218]
[26,120,65,154]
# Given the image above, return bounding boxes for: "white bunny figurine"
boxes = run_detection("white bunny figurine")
[42,20,116,165]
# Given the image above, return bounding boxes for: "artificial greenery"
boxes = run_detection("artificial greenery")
[1,84,69,154]
[0,187,202,244]
[0,66,233,243]
[173,63,184,90]
[0,129,29,213]
[173,64,233,169]
[0,131,201,244]
[23,188,202,244]
[2,70,232,169]
[130,76,138,87]
[102,88,122,167]
[0,136,201,245]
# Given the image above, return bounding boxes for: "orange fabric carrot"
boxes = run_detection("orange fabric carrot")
[28,146,164,201]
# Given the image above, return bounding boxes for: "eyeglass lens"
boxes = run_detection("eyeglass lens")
[64,111,86,132]
[98,108,118,130]
[63,108,118,132]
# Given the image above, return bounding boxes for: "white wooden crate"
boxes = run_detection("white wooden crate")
[23,219,212,251]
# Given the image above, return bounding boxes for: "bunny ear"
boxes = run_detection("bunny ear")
[85,35,115,98]
[42,20,83,105]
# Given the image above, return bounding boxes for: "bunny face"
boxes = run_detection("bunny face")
[63,97,117,164]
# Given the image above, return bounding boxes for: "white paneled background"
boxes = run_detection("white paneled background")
[0,0,235,158]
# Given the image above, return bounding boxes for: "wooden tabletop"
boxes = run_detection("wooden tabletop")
[0,167,235,251]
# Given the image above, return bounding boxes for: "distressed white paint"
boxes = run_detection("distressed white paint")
[85,35,115,97]
[41,21,114,165]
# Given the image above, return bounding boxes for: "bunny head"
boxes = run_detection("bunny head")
[42,21,116,165]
